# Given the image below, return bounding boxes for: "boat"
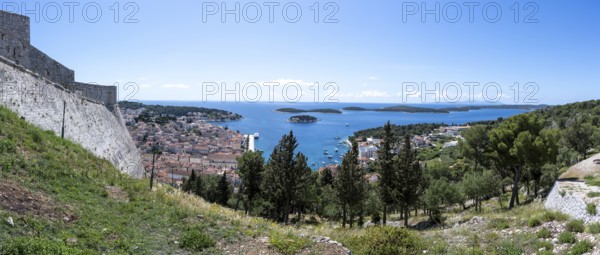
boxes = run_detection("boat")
[323,149,328,154]
[334,148,338,153]
[327,155,333,159]
[253,133,260,139]
[345,123,349,126]
[334,136,341,140]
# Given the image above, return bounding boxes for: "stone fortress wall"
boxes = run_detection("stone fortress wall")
[0,10,144,178]
[0,10,114,106]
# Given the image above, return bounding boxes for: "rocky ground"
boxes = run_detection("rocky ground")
[219,236,351,255]
[430,215,600,254]
[546,153,600,223]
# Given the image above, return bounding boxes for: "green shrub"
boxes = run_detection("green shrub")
[494,239,524,255]
[569,240,594,255]
[371,211,381,225]
[586,203,597,215]
[29,129,43,144]
[535,240,554,253]
[345,226,424,255]
[269,231,311,255]
[588,222,600,234]
[537,227,552,239]
[537,251,554,255]
[558,232,577,244]
[179,229,215,251]
[488,218,510,230]
[528,217,542,227]
[540,211,569,222]
[0,140,16,153]
[587,192,600,198]
[1,237,78,254]
[566,220,585,233]
[585,176,600,187]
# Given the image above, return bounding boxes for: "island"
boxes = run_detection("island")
[342,104,549,114]
[341,106,369,111]
[118,101,243,124]
[275,108,342,114]
[289,115,318,123]
[343,105,448,113]
[438,104,549,112]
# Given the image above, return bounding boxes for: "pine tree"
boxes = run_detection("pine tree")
[489,113,557,209]
[183,169,197,193]
[563,114,596,159]
[237,151,265,215]
[395,135,424,227]
[217,172,230,206]
[334,140,367,228]
[195,173,204,198]
[262,131,313,223]
[320,167,334,187]
[459,125,490,171]
[377,121,397,225]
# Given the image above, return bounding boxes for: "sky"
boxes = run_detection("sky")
[4,0,600,104]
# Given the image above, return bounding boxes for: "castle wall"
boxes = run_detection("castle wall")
[0,11,30,66]
[0,10,113,107]
[0,56,144,178]
[28,46,75,86]
[67,82,117,107]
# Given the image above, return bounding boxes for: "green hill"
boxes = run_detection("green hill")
[0,105,330,254]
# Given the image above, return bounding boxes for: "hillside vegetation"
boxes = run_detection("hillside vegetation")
[0,105,343,254]
[4,99,600,254]
[118,101,243,122]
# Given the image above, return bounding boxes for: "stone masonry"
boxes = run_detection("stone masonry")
[0,10,113,106]
[0,10,144,177]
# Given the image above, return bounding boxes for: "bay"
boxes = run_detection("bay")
[142,101,531,169]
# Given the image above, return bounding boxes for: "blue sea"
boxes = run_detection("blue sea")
[142,101,530,169]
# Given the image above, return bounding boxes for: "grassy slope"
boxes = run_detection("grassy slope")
[0,105,311,254]
[2,103,592,255]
